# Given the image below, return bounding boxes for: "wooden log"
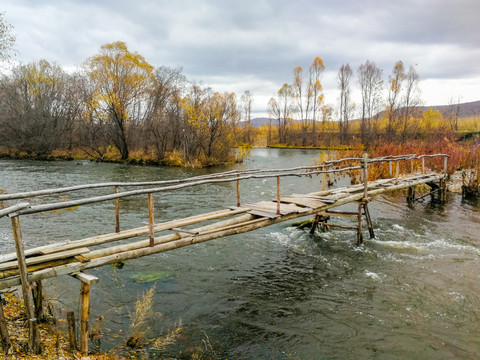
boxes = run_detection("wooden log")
[316,211,357,218]
[10,216,41,354]
[67,311,77,351]
[0,207,251,264]
[0,202,30,219]
[0,295,10,353]
[0,248,90,272]
[0,258,76,280]
[80,213,256,261]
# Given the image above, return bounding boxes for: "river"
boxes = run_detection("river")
[1,148,480,359]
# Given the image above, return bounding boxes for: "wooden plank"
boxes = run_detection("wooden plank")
[0,248,90,271]
[246,209,279,219]
[36,208,250,256]
[278,196,327,209]
[73,272,99,285]
[245,201,309,216]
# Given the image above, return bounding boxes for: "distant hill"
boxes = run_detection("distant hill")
[420,100,480,118]
[246,100,480,127]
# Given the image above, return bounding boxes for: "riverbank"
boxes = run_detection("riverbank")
[0,292,117,359]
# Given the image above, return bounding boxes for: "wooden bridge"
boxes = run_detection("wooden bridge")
[0,153,449,354]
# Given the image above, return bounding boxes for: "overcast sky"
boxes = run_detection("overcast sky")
[2,0,479,117]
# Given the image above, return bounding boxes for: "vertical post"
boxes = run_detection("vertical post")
[75,273,99,355]
[32,280,44,322]
[0,297,10,354]
[443,156,448,176]
[410,159,414,174]
[363,203,375,239]
[80,282,90,354]
[276,176,281,215]
[396,161,400,181]
[422,157,425,174]
[148,193,155,247]
[67,311,77,351]
[357,203,363,245]
[114,185,120,233]
[362,152,368,200]
[10,216,41,354]
[236,176,240,207]
[389,161,392,177]
[310,215,319,235]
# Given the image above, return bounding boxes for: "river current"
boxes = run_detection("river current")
[1,148,480,359]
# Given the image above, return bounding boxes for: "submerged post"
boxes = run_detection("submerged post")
[148,193,155,247]
[362,152,368,200]
[114,186,120,233]
[276,176,281,215]
[236,176,240,207]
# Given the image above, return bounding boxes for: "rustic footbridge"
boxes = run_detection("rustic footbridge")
[0,153,449,354]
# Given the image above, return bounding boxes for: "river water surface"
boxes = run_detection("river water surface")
[1,149,480,359]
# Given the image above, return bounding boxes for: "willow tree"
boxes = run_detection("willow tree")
[85,41,155,160]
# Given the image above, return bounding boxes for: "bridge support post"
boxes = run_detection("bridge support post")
[357,201,375,245]
[440,178,447,202]
[407,186,416,203]
[74,272,99,355]
[363,202,375,239]
[10,215,41,354]
[114,185,120,233]
[357,203,363,245]
[0,294,10,354]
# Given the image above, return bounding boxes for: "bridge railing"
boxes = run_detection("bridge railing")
[0,153,449,222]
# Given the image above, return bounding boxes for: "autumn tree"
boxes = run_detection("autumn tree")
[386,60,406,139]
[309,57,325,135]
[143,66,187,159]
[85,41,155,160]
[358,60,383,144]
[180,85,239,164]
[291,57,325,143]
[240,90,253,143]
[400,65,421,141]
[337,63,354,142]
[0,60,81,155]
[268,83,294,144]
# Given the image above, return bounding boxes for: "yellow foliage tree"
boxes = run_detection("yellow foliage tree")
[85,41,155,160]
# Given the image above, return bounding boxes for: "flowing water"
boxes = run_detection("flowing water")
[1,149,480,359]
